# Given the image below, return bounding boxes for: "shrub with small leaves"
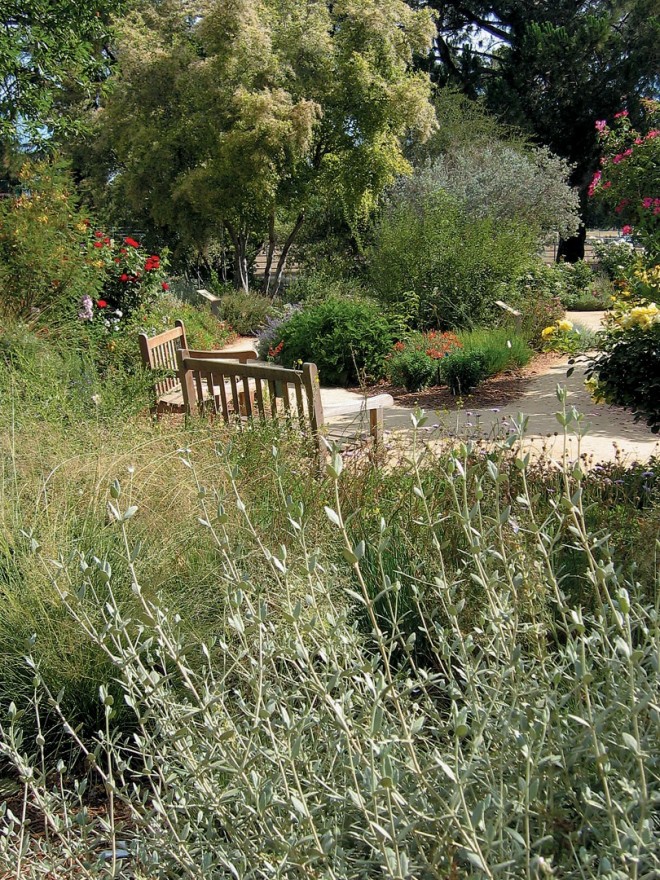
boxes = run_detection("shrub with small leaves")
[583,261,660,430]
[386,330,461,391]
[387,346,438,391]
[212,288,283,335]
[271,296,393,386]
[586,318,660,431]
[440,348,488,393]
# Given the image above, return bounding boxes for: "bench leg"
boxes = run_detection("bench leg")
[369,408,383,445]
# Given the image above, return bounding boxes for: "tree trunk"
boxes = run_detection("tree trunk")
[271,212,305,296]
[225,221,249,291]
[261,212,277,297]
[557,224,586,263]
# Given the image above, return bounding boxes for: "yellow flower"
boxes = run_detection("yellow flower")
[556,319,573,333]
[618,303,660,330]
[541,326,555,339]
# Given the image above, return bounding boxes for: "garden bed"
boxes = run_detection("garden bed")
[351,351,564,410]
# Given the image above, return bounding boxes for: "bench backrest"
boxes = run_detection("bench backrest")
[138,319,187,398]
[177,351,325,453]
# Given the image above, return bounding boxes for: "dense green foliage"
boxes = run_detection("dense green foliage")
[89,0,435,292]
[582,257,660,431]
[587,319,660,433]
[387,345,439,390]
[274,297,394,386]
[419,1,660,191]
[439,348,488,393]
[211,289,283,336]
[0,0,120,145]
[369,190,537,329]
[0,161,101,322]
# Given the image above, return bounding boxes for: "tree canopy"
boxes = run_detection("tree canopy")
[90,0,436,292]
[0,0,120,146]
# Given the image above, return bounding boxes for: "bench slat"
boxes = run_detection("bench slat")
[177,353,391,466]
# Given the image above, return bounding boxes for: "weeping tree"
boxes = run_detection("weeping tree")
[92,0,436,294]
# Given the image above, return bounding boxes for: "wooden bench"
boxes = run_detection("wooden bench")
[176,352,394,462]
[138,320,257,415]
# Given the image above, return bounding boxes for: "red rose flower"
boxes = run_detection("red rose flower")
[94,231,103,238]
[120,273,129,282]
[124,237,141,248]
[97,300,108,308]
[161,282,170,291]
[93,241,103,248]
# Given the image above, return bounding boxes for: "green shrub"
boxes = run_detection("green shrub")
[387,347,438,391]
[586,321,660,432]
[441,348,488,393]
[593,239,637,280]
[213,289,283,335]
[503,263,567,344]
[273,297,393,386]
[369,190,538,330]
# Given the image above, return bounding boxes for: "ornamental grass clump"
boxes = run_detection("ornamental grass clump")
[2,392,658,879]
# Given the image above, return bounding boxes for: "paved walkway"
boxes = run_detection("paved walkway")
[219,326,659,465]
